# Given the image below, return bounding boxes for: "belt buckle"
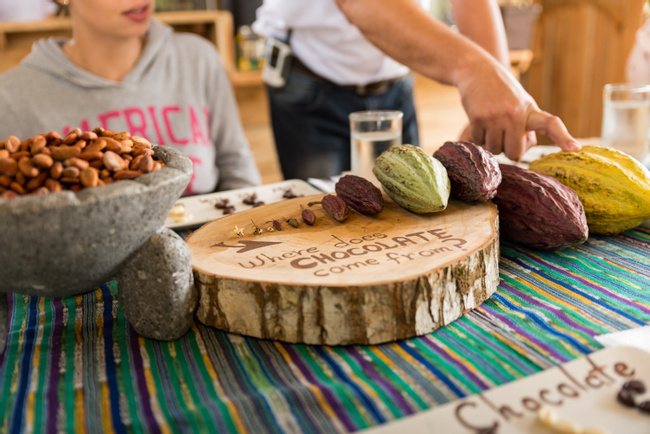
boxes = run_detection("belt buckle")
[355,84,369,95]
[356,80,390,96]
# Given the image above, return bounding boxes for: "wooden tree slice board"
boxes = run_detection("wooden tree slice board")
[187,194,500,345]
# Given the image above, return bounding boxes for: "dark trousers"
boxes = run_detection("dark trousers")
[266,69,419,180]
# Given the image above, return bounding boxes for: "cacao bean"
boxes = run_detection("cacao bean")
[10,151,30,160]
[103,137,123,153]
[112,131,130,141]
[138,154,154,173]
[50,161,63,179]
[64,157,90,170]
[321,194,349,222]
[45,131,62,142]
[18,157,39,178]
[77,151,104,161]
[25,172,48,191]
[79,131,98,141]
[32,154,54,170]
[62,166,80,179]
[103,151,125,172]
[114,169,143,180]
[301,208,316,225]
[19,138,31,153]
[4,136,21,153]
[45,178,62,192]
[9,182,26,194]
[29,135,48,155]
[14,172,26,186]
[89,160,105,169]
[334,174,384,215]
[85,138,107,153]
[0,158,18,177]
[50,146,81,161]
[62,128,81,145]
[80,167,99,188]
[72,140,87,150]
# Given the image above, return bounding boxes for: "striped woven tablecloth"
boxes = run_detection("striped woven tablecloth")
[1,228,649,433]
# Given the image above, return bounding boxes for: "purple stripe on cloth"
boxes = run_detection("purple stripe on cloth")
[418,336,491,391]
[509,253,650,317]
[505,286,599,336]
[102,288,126,434]
[46,298,64,434]
[281,344,357,432]
[482,301,567,362]
[128,325,161,434]
[348,348,415,416]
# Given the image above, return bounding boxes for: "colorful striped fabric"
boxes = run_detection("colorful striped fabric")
[1,228,649,433]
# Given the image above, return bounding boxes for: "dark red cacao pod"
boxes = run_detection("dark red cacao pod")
[334,174,384,215]
[433,141,501,202]
[492,164,588,250]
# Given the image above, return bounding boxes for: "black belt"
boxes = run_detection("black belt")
[290,56,406,96]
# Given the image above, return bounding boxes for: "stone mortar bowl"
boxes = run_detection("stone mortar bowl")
[0,146,196,351]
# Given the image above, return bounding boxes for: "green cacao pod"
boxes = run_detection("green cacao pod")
[373,144,450,213]
[529,145,650,235]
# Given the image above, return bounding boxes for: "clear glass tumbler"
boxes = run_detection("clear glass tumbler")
[349,110,403,186]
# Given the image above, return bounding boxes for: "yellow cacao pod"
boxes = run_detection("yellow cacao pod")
[528,145,650,235]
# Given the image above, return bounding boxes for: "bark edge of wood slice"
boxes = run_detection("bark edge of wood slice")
[187,194,500,346]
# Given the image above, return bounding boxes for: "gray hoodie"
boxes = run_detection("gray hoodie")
[0,19,262,194]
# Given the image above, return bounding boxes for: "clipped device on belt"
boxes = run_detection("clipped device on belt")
[262,30,292,88]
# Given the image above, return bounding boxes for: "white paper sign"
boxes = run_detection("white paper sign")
[361,346,650,434]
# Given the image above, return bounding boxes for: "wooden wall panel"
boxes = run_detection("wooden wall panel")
[522,0,645,141]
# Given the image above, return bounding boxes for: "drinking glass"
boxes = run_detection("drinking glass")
[601,83,650,166]
[349,110,403,185]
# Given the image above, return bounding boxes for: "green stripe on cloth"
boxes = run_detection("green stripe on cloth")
[1,228,649,433]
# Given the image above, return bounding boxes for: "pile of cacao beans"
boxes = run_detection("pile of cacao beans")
[0,128,165,200]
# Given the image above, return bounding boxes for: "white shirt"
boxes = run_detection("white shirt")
[253,0,430,86]
[626,15,650,84]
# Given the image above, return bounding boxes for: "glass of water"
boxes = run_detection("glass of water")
[601,83,650,166]
[349,110,403,185]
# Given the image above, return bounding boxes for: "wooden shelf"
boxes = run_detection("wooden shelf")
[0,10,248,85]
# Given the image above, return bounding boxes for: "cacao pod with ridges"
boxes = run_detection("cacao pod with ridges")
[335,174,384,215]
[433,140,501,202]
[493,164,588,250]
[529,145,650,235]
[321,194,349,222]
[373,144,450,214]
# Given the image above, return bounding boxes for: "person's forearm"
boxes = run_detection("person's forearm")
[334,0,502,88]
[450,0,510,68]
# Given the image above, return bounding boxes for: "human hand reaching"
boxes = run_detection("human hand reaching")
[456,61,580,161]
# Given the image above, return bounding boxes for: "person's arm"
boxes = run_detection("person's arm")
[450,0,538,148]
[335,0,580,161]
[450,0,510,69]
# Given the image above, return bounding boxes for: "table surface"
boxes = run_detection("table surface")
[1,221,648,432]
